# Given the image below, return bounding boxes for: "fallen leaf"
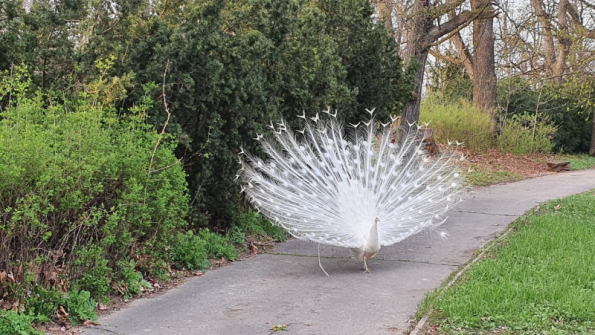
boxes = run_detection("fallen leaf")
[554,204,561,210]
[6,272,15,283]
[83,320,100,326]
[58,305,69,317]
[249,243,258,254]
[97,303,109,310]
[16,264,23,280]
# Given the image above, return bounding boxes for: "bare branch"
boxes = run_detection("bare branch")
[426,8,497,48]
[448,8,475,80]
[147,59,176,175]
[567,0,595,38]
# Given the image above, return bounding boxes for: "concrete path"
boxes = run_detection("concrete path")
[80,169,595,335]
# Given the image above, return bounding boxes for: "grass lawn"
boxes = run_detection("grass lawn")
[464,166,524,186]
[559,154,595,171]
[418,190,595,334]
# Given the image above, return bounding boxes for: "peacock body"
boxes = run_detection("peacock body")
[238,109,465,272]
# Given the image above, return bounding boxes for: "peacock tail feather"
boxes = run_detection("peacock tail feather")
[238,109,465,251]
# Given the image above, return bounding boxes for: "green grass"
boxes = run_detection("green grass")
[557,154,595,171]
[464,167,524,186]
[420,190,595,334]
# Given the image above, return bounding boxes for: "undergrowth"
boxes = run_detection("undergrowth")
[420,99,494,152]
[420,99,558,155]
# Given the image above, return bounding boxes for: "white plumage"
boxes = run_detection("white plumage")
[238,109,464,272]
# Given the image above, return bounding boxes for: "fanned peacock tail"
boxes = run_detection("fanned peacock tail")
[238,109,465,252]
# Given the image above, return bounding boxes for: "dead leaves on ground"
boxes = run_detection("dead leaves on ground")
[460,147,555,178]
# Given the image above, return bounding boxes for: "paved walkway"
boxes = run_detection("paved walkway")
[80,169,595,335]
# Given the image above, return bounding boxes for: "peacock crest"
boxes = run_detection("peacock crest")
[238,109,465,272]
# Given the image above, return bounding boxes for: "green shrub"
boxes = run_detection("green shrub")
[25,286,64,321]
[0,67,188,317]
[235,210,288,242]
[72,245,112,299]
[115,260,152,299]
[170,231,211,271]
[497,77,593,153]
[198,229,239,261]
[497,113,557,155]
[62,290,97,325]
[0,310,43,335]
[420,99,494,151]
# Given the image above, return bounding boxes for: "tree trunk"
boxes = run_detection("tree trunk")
[392,0,497,126]
[530,0,556,79]
[401,52,430,126]
[400,0,432,126]
[471,0,496,112]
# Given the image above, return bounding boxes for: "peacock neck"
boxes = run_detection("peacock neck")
[365,218,380,253]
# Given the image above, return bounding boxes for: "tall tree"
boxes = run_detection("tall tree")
[378,0,497,125]
[427,0,497,112]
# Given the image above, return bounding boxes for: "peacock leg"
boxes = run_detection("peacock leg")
[363,256,371,273]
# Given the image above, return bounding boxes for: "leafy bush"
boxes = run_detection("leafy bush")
[24,286,64,321]
[0,310,43,335]
[198,229,239,261]
[62,290,97,325]
[420,99,494,151]
[497,77,593,153]
[235,210,288,242]
[72,245,112,299]
[115,260,152,299]
[0,67,188,314]
[169,231,211,271]
[496,113,557,155]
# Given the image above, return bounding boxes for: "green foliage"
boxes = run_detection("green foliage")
[116,260,152,299]
[421,98,557,155]
[72,245,112,299]
[25,286,64,321]
[497,77,593,153]
[62,290,97,325]
[235,210,288,242]
[496,113,557,155]
[0,0,411,228]
[198,229,239,261]
[423,191,595,334]
[420,98,494,151]
[0,310,43,335]
[0,67,188,325]
[170,231,211,271]
[562,154,595,170]
[427,55,473,103]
